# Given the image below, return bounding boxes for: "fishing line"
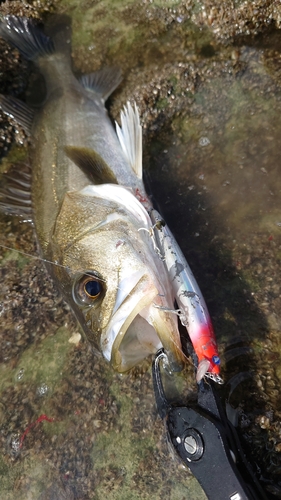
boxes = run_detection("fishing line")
[0,242,106,283]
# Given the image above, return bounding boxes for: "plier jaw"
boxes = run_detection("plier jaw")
[152,349,269,500]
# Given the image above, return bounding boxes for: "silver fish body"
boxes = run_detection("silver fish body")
[0,16,184,372]
[31,57,145,250]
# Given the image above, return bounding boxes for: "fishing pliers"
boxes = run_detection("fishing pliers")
[152,348,269,500]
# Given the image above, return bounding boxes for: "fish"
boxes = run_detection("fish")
[0,15,184,373]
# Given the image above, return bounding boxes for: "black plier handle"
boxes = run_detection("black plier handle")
[152,349,269,500]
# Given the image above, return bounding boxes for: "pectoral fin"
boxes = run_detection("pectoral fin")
[64,146,118,184]
[79,67,122,102]
[0,95,34,135]
[0,163,33,219]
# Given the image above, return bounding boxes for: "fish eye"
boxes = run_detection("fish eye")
[84,278,102,298]
[73,272,105,306]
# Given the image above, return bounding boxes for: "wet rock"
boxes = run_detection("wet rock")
[1,0,281,499]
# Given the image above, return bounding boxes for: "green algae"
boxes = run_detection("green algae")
[57,0,148,57]
[55,0,216,74]
[0,145,28,174]
[91,378,204,500]
[0,454,54,500]
[92,382,155,493]
[156,97,169,110]
[0,249,30,269]
[0,456,10,494]
[152,0,182,6]
[0,326,72,394]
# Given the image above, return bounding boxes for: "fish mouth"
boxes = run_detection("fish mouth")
[100,271,183,372]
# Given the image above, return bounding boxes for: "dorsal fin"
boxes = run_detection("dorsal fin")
[0,16,54,61]
[115,102,142,179]
[64,146,118,185]
[0,95,34,135]
[79,67,122,102]
[0,163,32,220]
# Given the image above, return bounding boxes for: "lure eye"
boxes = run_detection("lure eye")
[212,355,221,366]
[73,272,105,306]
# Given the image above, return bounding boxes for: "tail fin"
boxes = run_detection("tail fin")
[0,16,54,61]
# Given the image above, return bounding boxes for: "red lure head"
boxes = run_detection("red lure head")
[191,322,221,377]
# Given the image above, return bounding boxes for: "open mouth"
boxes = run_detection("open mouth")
[114,312,162,370]
[100,271,183,372]
[100,272,159,371]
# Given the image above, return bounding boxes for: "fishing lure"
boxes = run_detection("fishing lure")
[150,209,223,383]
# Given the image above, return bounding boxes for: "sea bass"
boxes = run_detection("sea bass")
[0,16,184,372]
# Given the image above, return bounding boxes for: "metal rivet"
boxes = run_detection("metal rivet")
[184,435,197,454]
[182,429,204,461]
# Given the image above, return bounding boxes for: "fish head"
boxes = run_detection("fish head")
[51,186,184,372]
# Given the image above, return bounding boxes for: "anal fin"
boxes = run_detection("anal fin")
[64,146,118,185]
